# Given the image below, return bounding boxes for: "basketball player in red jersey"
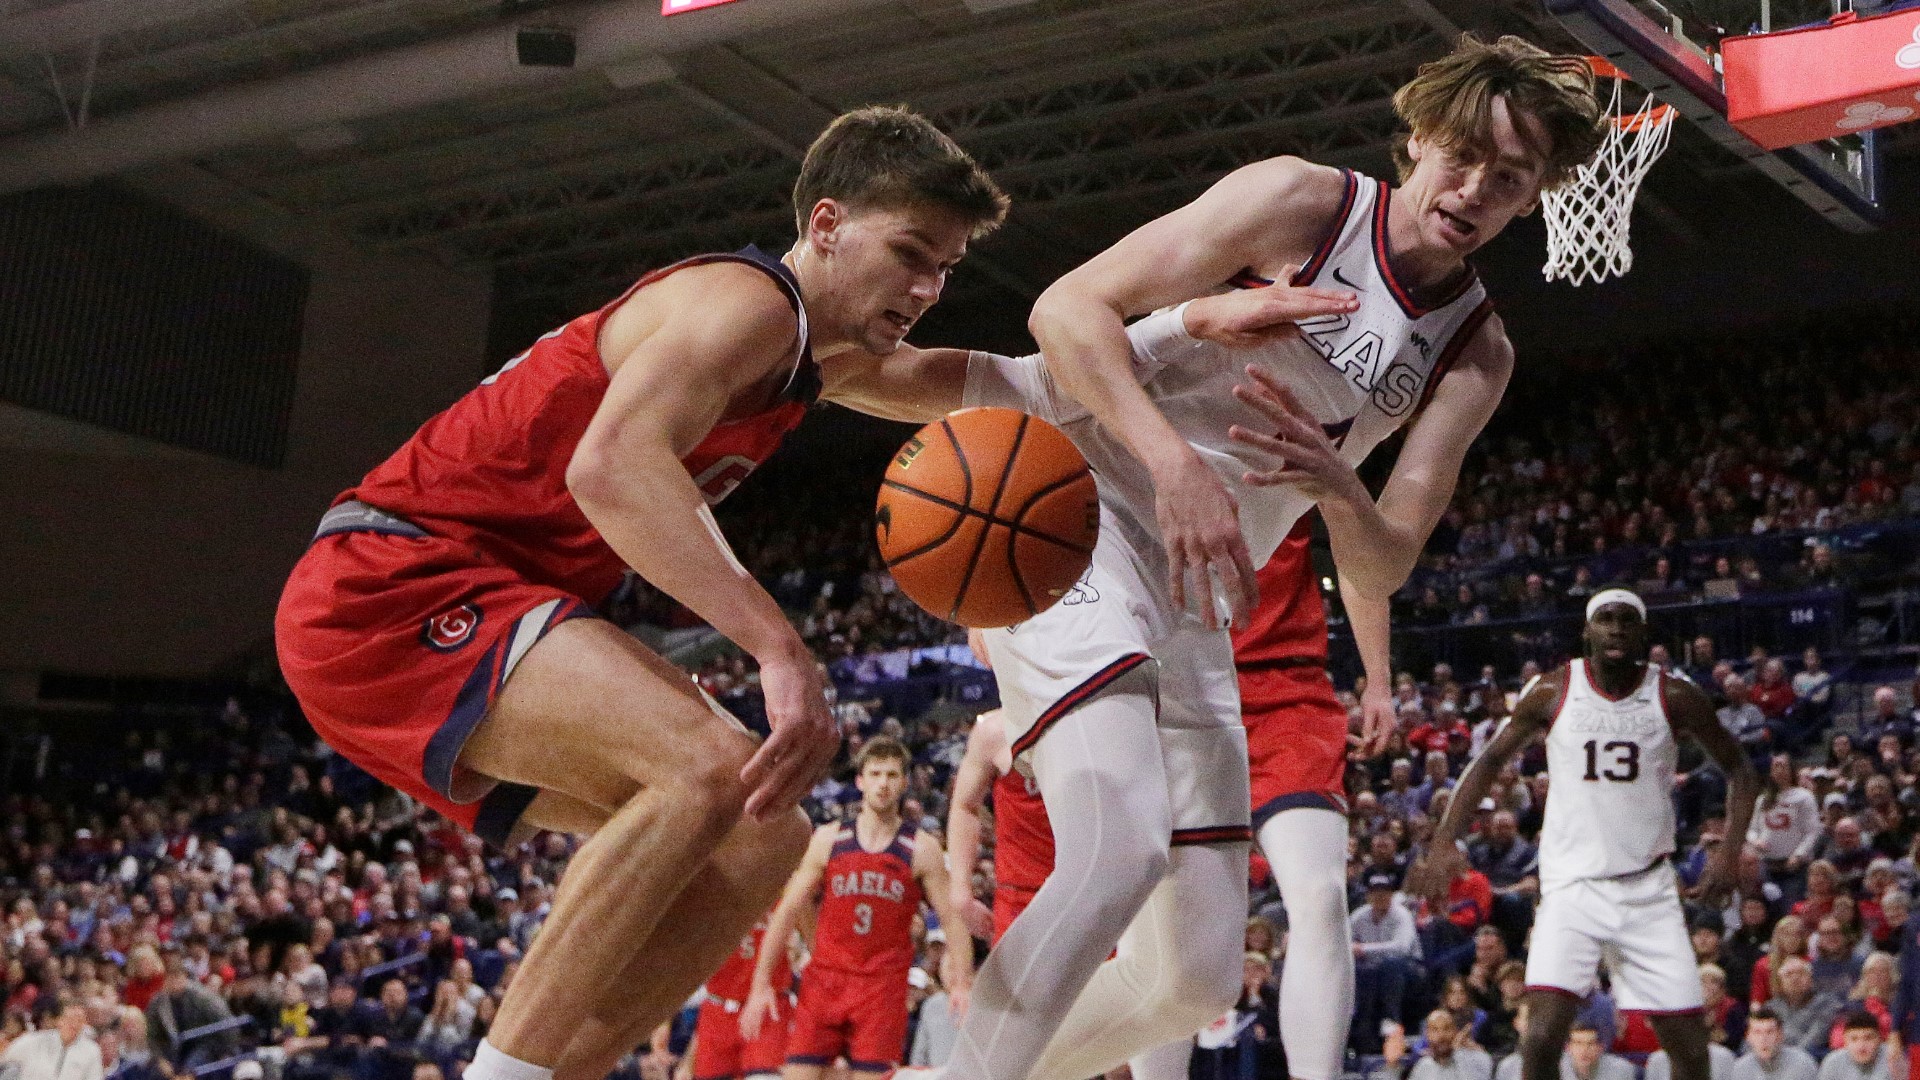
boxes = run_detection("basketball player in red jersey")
[945,705,1048,946]
[694,916,796,1080]
[739,737,967,1078]
[275,107,1006,1080]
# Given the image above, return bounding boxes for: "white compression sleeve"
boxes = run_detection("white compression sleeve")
[962,350,1074,423]
[1259,807,1355,1080]
[1024,842,1245,1080]
[944,676,1172,1080]
[1129,1038,1195,1080]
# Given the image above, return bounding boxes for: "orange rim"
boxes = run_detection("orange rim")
[1617,102,1677,133]
[1585,55,1631,81]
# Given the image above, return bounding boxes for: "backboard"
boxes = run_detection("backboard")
[1543,0,1887,231]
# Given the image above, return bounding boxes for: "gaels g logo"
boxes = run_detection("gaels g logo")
[423,604,482,652]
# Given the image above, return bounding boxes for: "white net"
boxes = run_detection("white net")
[1541,71,1676,286]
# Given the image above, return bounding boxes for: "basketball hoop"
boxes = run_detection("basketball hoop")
[1541,57,1677,286]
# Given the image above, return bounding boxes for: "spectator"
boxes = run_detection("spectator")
[1727,896,1778,999]
[1372,1010,1491,1080]
[1735,1007,1819,1080]
[908,972,959,1068]
[1755,917,1813,1007]
[360,978,424,1046]
[145,954,237,1069]
[1774,958,1846,1056]
[1646,1042,1736,1080]
[1468,812,1539,932]
[1753,660,1796,723]
[119,949,164,1012]
[0,1005,103,1080]
[1811,917,1867,1001]
[1793,650,1834,712]
[415,981,472,1058]
[1351,873,1418,1055]
[1750,758,1823,887]
[1815,1011,1890,1080]
[1814,823,1877,896]
[1563,1021,1635,1080]
[1722,676,1773,756]
[1701,962,1749,1051]
[1862,690,1911,749]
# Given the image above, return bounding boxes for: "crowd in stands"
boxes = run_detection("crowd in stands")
[4,309,1918,1080]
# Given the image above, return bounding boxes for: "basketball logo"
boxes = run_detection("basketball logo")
[422,604,482,652]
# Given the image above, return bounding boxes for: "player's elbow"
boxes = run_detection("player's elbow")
[564,436,619,511]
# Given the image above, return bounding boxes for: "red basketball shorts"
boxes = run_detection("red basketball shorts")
[1242,660,1350,828]
[785,966,910,1072]
[276,528,592,846]
[992,882,1039,946]
[693,995,791,1080]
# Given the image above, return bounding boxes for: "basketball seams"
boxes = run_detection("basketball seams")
[877,484,974,568]
[877,480,1093,555]
[949,414,1029,621]
[1008,469,1099,551]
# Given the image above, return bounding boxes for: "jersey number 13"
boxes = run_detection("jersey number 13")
[1581,740,1640,782]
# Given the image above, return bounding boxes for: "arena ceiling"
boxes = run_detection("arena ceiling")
[0,0,1911,315]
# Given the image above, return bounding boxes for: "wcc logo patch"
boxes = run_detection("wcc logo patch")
[422,604,483,652]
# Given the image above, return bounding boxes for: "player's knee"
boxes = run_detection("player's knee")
[1159,939,1240,1025]
[1283,868,1349,931]
[669,736,756,834]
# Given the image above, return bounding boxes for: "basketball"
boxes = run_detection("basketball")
[875,407,1099,628]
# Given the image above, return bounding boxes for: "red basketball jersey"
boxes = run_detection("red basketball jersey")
[705,918,791,1004]
[346,247,817,606]
[1231,519,1327,665]
[810,821,922,977]
[991,768,1054,892]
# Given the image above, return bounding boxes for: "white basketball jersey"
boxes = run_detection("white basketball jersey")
[1064,169,1494,570]
[1538,660,1680,890]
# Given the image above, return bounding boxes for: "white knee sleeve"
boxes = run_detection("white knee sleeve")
[1025,843,1247,1080]
[1259,808,1355,1080]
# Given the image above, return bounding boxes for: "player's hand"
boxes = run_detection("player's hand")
[1357,681,1395,758]
[742,646,840,820]
[1229,369,1367,506]
[1181,266,1359,348]
[1153,448,1258,630]
[1689,845,1736,906]
[739,982,779,1041]
[1406,842,1465,905]
[955,891,994,942]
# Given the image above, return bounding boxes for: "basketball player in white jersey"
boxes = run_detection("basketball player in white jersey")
[1412,590,1759,1080]
[835,34,1608,1080]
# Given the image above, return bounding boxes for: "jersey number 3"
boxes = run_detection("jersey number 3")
[1581,740,1640,782]
[852,902,873,936]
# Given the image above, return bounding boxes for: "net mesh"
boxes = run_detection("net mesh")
[1541,71,1676,286]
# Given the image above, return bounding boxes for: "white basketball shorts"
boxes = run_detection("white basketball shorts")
[1525,861,1703,1013]
[979,509,1251,847]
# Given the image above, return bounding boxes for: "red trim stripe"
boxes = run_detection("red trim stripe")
[1413,298,1493,415]
[1581,658,1642,703]
[1372,181,1479,318]
[1291,169,1359,286]
[1524,985,1585,1001]
[1009,652,1151,758]
[1543,664,1574,732]
[1228,270,1272,290]
[1172,825,1254,846]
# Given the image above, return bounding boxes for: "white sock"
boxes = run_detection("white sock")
[944,683,1172,1080]
[468,1039,556,1080]
[1259,808,1355,1080]
[1129,1038,1194,1080]
[1025,842,1245,1080]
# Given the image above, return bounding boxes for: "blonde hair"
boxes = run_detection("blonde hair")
[1392,34,1605,190]
[1853,952,1896,1001]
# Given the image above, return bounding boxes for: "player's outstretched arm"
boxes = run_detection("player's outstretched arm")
[1666,676,1760,902]
[1029,158,1357,628]
[741,823,834,1040]
[1340,579,1397,755]
[579,263,838,818]
[914,828,973,1019]
[1409,671,1557,899]
[944,713,1006,943]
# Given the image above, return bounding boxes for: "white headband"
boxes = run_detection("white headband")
[1586,588,1646,622]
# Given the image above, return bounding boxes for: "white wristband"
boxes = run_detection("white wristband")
[1125,301,1203,365]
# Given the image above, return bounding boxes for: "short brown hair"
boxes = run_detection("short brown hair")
[794,106,1009,239]
[856,735,910,772]
[1392,35,1605,190]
